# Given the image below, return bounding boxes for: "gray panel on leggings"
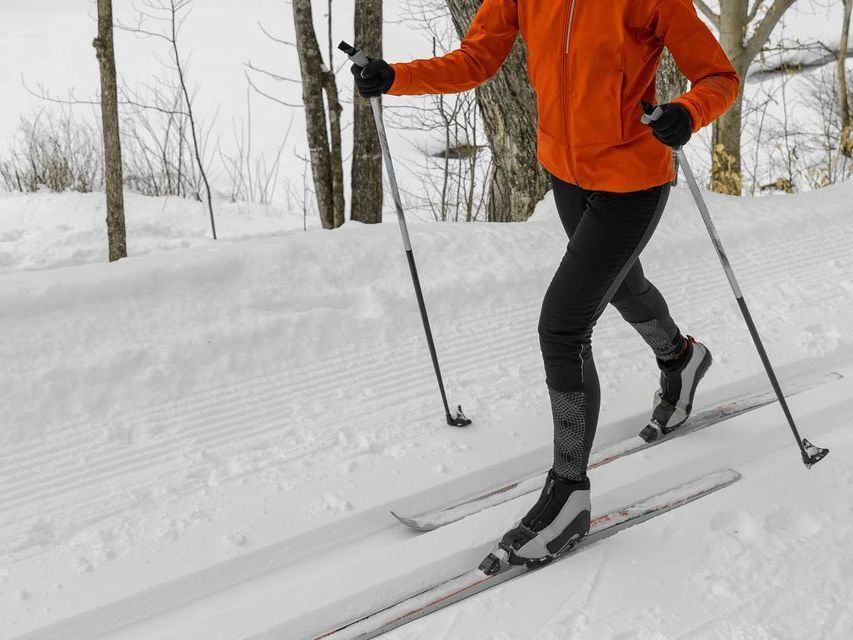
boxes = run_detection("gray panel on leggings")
[631,318,682,361]
[549,388,587,481]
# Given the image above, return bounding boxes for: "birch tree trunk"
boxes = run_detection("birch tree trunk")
[446,0,548,222]
[351,0,383,223]
[840,0,853,156]
[292,0,345,228]
[93,0,127,261]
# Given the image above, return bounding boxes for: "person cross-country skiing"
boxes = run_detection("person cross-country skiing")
[351,0,739,569]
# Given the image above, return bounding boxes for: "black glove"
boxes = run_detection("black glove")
[350,57,395,98]
[645,102,693,148]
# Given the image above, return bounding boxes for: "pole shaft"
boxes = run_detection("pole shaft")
[405,250,453,414]
[370,96,452,418]
[370,98,413,250]
[675,148,809,460]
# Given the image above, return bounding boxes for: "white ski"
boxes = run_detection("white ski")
[316,468,742,640]
[392,370,840,531]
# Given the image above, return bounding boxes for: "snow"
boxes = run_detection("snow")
[2,1,853,637]
[0,191,309,274]
[1,179,852,639]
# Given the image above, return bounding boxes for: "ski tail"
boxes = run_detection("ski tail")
[314,469,742,640]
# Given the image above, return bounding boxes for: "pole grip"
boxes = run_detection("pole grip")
[640,102,682,152]
[640,100,665,124]
[338,40,370,68]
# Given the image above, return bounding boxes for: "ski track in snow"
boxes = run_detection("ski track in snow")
[1,186,853,638]
[5,199,852,557]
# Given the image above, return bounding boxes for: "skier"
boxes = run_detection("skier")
[352,0,738,568]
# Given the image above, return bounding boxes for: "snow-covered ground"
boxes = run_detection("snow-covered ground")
[1,180,852,639]
[0,191,310,274]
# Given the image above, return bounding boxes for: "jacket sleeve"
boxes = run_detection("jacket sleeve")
[388,0,518,96]
[652,0,740,131]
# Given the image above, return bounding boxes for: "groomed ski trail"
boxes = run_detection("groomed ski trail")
[317,470,744,640]
[33,360,853,640]
[3,185,853,639]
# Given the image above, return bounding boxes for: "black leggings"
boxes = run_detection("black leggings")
[539,175,684,478]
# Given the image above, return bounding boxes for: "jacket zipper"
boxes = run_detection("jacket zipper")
[564,0,577,54]
[561,0,578,183]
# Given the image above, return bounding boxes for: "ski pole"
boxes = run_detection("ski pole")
[338,41,471,428]
[641,104,828,468]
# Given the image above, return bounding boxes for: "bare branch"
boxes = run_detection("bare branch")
[693,0,720,29]
[257,21,295,47]
[745,0,797,61]
[747,0,764,24]
[245,61,301,84]
[245,73,302,107]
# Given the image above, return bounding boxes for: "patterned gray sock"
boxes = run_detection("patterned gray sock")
[630,318,684,362]
[548,387,588,482]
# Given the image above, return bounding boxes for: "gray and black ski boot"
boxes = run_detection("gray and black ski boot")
[479,470,590,575]
[640,335,712,442]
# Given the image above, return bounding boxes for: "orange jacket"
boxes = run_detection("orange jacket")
[388,0,739,192]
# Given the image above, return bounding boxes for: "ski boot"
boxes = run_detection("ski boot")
[640,335,712,442]
[479,470,590,575]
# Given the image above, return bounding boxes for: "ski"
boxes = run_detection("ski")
[315,469,742,640]
[392,370,840,531]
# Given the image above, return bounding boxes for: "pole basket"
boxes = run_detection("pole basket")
[802,439,829,468]
[448,405,472,427]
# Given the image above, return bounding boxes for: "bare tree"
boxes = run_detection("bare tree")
[118,0,218,238]
[351,0,383,223]
[695,0,797,194]
[840,0,853,156]
[120,85,195,198]
[94,0,127,261]
[292,0,345,229]
[445,0,548,222]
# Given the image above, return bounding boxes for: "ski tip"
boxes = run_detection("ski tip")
[390,510,436,531]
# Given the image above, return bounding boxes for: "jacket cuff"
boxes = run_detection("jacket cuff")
[387,63,412,96]
[671,97,702,133]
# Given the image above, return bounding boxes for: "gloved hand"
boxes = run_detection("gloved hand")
[350,57,395,98]
[643,102,693,148]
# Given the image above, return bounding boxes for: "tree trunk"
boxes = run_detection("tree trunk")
[324,71,346,227]
[292,0,344,229]
[840,0,853,156]
[93,0,127,261]
[712,0,748,195]
[351,0,383,223]
[711,80,745,194]
[709,0,797,194]
[656,48,687,182]
[446,0,548,222]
